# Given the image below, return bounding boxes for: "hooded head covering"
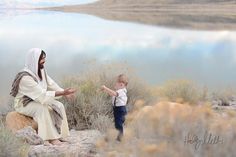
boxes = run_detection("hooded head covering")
[10,48,44,97]
[24,48,43,79]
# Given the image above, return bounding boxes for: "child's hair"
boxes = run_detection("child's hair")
[117,74,128,86]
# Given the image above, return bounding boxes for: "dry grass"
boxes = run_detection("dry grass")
[0,122,29,157]
[0,62,236,156]
[1,60,236,156]
[155,79,208,104]
[0,97,14,124]
[0,98,29,156]
[96,101,236,157]
[61,63,153,132]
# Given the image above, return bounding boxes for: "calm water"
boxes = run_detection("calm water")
[0,0,98,8]
[1,8,236,98]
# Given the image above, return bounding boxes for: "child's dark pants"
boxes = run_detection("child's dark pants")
[113,106,127,141]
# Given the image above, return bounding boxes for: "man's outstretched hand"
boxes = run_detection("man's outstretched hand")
[64,88,77,102]
[55,88,77,97]
[63,88,77,96]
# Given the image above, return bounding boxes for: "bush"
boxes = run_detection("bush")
[90,114,113,133]
[0,97,15,125]
[0,123,29,157]
[61,63,153,131]
[96,101,236,157]
[156,79,206,104]
[0,97,14,118]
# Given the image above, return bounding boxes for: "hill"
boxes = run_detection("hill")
[44,0,236,30]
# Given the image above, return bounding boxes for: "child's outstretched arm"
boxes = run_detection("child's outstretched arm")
[101,85,118,97]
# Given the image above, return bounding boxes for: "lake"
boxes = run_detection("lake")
[1,5,236,98]
[0,0,98,8]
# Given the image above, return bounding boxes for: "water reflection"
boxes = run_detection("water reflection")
[0,0,98,8]
[0,10,236,97]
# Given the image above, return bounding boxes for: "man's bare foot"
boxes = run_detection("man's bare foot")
[58,137,69,143]
[49,139,63,145]
[44,141,53,146]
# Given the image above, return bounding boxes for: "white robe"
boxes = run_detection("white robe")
[14,48,69,140]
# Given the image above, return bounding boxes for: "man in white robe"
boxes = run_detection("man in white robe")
[11,48,76,145]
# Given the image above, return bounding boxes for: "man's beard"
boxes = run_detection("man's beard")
[39,64,44,69]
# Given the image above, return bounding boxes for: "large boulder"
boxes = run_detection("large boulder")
[16,126,44,145]
[5,111,38,133]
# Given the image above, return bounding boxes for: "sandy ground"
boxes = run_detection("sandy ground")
[41,1,236,30]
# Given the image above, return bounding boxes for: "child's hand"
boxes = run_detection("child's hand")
[101,85,106,91]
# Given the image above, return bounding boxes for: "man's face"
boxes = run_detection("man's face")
[39,55,46,69]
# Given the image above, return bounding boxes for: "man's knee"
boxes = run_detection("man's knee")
[34,104,50,117]
[52,101,65,112]
[39,104,49,111]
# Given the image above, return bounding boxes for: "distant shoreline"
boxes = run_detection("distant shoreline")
[39,1,236,30]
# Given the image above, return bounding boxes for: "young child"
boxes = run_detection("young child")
[101,74,128,141]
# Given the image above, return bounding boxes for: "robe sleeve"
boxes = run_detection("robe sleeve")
[47,75,64,92]
[19,76,56,105]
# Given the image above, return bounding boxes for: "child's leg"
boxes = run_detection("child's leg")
[117,110,126,141]
[113,106,127,141]
[113,107,121,132]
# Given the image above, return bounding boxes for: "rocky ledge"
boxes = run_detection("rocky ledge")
[28,130,102,157]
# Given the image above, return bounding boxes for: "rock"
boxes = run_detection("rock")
[229,101,236,106]
[28,130,102,157]
[16,126,44,145]
[212,104,236,110]
[211,95,236,106]
[5,111,38,133]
